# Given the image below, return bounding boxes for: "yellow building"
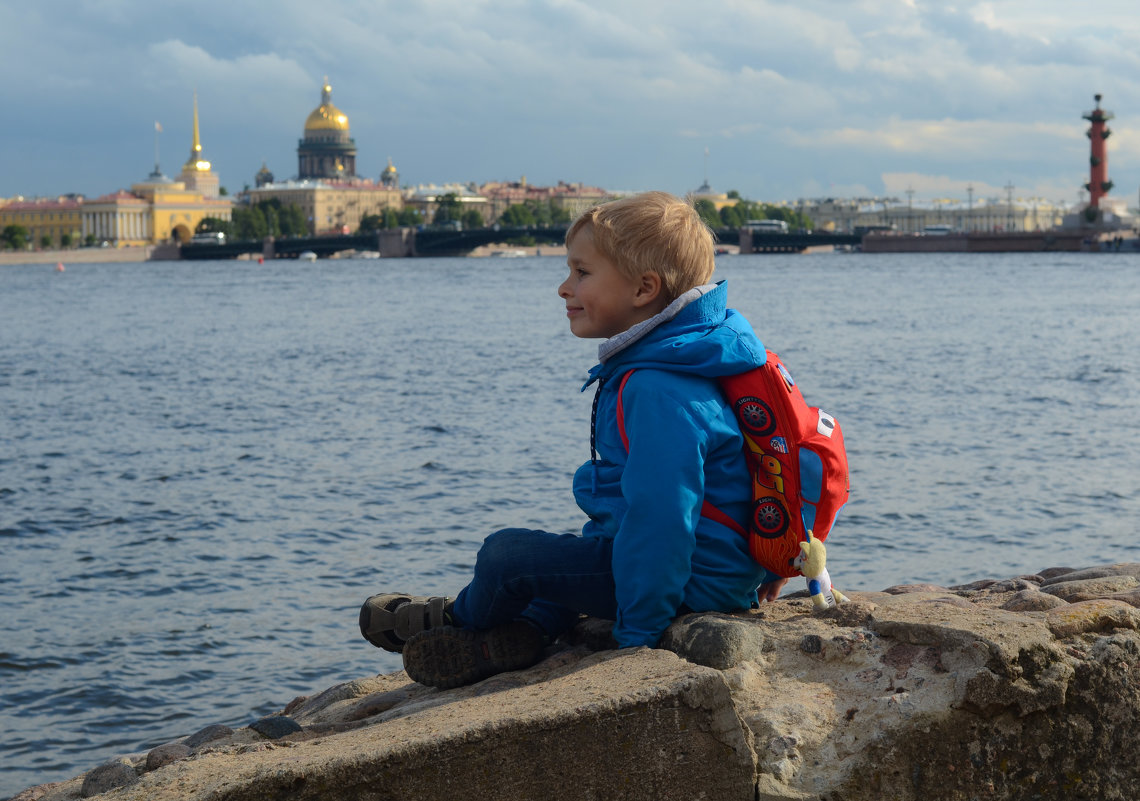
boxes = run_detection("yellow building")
[81,175,232,246]
[246,180,402,235]
[78,94,231,246]
[2,93,229,248]
[690,180,733,211]
[0,196,84,248]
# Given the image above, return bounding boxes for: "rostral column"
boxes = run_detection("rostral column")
[1083,93,1114,210]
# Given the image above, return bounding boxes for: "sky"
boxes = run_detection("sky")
[3,0,1140,208]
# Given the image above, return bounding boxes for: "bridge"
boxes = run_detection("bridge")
[731,229,862,253]
[178,227,570,260]
[179,233,387,261]
[177,226,863,260]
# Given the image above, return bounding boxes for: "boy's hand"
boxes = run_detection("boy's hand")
[758,577,789,602]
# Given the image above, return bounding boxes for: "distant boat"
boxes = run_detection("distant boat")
[298,251,318,262]
[355,250,381,260]
[490,249,528,258]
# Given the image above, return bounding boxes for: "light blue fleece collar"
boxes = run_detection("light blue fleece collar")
[597,283,719,364]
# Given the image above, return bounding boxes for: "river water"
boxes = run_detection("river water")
[2,251,1139,796]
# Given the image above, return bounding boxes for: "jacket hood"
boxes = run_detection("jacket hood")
[585,280,764,385]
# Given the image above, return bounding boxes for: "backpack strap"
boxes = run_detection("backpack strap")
[699,499,747,537]
[614,369,635,451]
[615,369,747,538]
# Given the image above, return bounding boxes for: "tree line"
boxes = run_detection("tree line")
[358,194,574,233]
[694,192,814,231]
[192,192,814,242]
[1,225,149,250]
[3,191,812,252]
[197,199,309,239]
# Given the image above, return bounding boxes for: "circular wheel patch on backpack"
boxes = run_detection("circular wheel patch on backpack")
[753,496,789,539]
[735,396,776,437]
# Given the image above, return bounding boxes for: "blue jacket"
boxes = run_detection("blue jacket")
[573,281,776,647]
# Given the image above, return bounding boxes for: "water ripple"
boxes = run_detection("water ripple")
[2,254,1140,797]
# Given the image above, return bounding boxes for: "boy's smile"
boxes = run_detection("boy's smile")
[558,230,664,339]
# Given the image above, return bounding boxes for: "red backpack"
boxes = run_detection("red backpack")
[617,350,849,578]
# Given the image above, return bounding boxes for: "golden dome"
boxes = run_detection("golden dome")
[305,78,349,132]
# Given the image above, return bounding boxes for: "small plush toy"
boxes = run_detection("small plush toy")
[794,530,849,610]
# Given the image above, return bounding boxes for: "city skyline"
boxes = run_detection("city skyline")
[3,1,1140,207]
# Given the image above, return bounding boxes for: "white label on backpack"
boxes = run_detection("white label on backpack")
[817,411,836,438]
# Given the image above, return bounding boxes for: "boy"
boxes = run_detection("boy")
[360,191,786,689]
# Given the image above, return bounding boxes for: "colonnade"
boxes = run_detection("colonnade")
[81,210,152,243]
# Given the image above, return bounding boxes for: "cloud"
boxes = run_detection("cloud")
[145,40,311,96]
[3,0,1140,202]
[878,172,1035,201]
[800,117,1078,160]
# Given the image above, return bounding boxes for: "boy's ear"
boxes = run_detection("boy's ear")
[632,272,664,307]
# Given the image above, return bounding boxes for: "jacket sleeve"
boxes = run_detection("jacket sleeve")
[610,371,725,647]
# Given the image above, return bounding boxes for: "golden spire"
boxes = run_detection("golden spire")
[184,90,211,172]
[191,89,201,156]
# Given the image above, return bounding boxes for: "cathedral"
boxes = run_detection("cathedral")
[246,77,403,234]
[297,79,358,180]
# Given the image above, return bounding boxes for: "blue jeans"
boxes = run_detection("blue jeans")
[450,528,618,638]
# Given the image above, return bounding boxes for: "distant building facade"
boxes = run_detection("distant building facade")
[475,178,611,223]
[81,172,232,246]
[73,94,232,246]
[245,180,402,235]
[0,196,85,248]
[403,183,488,222]
[0,175,231,249]
[792,196,1069,234]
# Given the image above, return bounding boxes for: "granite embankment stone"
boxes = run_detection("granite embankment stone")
[15,563,1140,801]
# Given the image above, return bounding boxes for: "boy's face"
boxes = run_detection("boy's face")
[558,229,662,339]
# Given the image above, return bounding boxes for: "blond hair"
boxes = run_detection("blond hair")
[565,191,715,302]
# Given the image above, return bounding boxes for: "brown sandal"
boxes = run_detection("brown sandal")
[358,593,454,653]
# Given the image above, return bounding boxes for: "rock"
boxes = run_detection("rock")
[19,563,1140,801]
[282,695,309,715]
[249,715,303,739]
[1040,574,1140,601]
[881,583,949,594]
[1040,563,1140,585]
[659,611,769,669]
[1045,598,1140,637]
[183,723,233,749]
[1000,588,1069,612]
[1104,588,1140,608]
[144,744,191,772]
[79,760,137,797]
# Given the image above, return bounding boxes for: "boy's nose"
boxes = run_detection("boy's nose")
[557,278,571,298]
